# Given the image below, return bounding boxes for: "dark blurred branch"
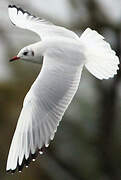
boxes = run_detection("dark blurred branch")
[69,0,121,31]
[86,0,121,30]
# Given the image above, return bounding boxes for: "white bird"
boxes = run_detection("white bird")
[7,5,119,173]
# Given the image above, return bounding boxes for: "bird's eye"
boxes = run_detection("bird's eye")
[23,52,28,56]
[32,51,34,56]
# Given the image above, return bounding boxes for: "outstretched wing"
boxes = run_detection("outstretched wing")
[6,55,83,173]
[8,5,78,40]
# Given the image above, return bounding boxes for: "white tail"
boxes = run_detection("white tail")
[80,28,119,80]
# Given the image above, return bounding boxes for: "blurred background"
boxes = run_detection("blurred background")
[0,0,121,180]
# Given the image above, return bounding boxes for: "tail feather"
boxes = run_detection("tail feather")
[80,28,119,80]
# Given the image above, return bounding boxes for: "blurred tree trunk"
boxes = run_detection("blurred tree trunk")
[86,1,121,179]
[97,29,121,180]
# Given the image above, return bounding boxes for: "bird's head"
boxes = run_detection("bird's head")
[9,47,35,62]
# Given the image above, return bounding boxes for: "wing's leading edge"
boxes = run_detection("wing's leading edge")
[8,5,78,40]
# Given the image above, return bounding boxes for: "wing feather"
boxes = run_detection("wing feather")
[6,56,83,173]
[8,5,78,40]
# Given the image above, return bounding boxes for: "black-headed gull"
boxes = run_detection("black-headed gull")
[7,5,119,173]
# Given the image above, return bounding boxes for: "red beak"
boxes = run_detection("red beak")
[9,56,20,62]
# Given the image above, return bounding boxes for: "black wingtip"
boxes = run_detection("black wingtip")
[6,148,44,174]
[8,5,17,8]
[7,169,16,174]
[8,4,32,17]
